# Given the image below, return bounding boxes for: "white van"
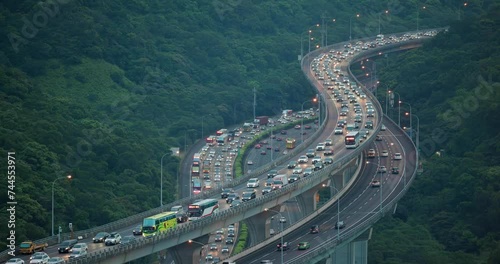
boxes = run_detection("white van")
[170,205,183,212]
[269,229,275,236]
[381,125,386,131]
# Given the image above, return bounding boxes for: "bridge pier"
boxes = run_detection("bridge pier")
[169,234,210,264]
[313,227,371,264]
[245,205,286,246]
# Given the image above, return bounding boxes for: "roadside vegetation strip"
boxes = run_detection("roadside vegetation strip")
[233,223,248,254]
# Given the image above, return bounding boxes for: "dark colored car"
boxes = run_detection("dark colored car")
[58,239,78,253]
[226,193,240,203]
[132,225,142,236]
[310,225,319,234]
[221,188,234,199]
[277,242,289,251]
[93,232,110,243]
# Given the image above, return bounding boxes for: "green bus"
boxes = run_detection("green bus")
[142,211,177,237]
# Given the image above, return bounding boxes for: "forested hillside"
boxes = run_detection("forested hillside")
[368,5,500,264]
[0,0,493,258]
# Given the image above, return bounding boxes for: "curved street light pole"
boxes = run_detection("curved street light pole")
[160,152,170,209]
[330,185,340,242]
[265,208,284,264]
[393,92,401,126]
[52,175,72,237]
[188,240,206,263]
[401,102,413,140]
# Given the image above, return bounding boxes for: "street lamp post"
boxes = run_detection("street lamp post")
[417,6,426,32]
[349,14,360,41]
[188,240,206,263]
[325,18,336,46]
[378,10,389,35]
[330,185,340,242]
[393,92,401,126]
[265,208,284,264]
[401,102,413,139]
[52,175,72,237]
[160,152,169,209]
[300,30,309,59]
[458,2,468,20]
[406,112,420,152]
[301,98,317,143]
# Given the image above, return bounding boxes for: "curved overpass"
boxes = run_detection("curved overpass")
[1,30,437,264]
[229,33,432,263]
[71,32,426,264]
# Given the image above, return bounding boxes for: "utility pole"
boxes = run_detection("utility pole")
[253,86,256,122]
[321,13,326,47]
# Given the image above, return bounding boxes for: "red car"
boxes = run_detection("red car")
[255,144,261,149]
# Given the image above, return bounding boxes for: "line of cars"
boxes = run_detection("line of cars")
[204,224,237,263]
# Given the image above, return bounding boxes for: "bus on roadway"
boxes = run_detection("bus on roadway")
[345,131,360,149]
[188,198,219,221]
[142,211,177,237]
[192,177,202,194]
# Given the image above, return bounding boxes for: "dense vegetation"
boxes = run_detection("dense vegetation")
[368,5,500,264]
[0,0,496,263]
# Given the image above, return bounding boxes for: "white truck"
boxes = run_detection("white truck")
[272,174,289,190]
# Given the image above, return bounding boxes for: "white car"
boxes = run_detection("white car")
[7,259,24,264]
[105,232,122,245]
[247,160,254,165]
[334,127,343,134]
[292,167,303,174]
[279,217,287,223]
[29,253,49,264]
[371,180,381,187]
[297,155,308,163]
[381,150,389,157]
[69,248,87,259]
[315,143,325,151]
[72,242,88,252]
[393,153,402,160]
[378,166,387,173]
[246,178,260,188]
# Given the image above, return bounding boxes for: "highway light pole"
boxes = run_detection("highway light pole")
[188,239,206,263]
[417,6,426,32]
[52,175,72,237]
[393,92,401,126]
[378,10,389,35]
[325,184,340,242]
[160,152,170,209]
[300,30,309,59]
[458,2,468,20]
[407,112,420,151]
[349,14,360,41]
[325,18,336,46]
[401,102,413,140]
[265,208,284,264]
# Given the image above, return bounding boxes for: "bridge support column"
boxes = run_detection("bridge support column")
[330,228,371,264]
[245,205,285,246]
[169,234,210,264]
[295,185,320,216]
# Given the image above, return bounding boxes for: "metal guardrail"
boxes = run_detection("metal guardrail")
[65,31,392,264]
[283,29,437,264]
[1,29,435,263]
[287,116,419,264]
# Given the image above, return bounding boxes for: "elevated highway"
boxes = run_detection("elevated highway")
[1,29,438,264]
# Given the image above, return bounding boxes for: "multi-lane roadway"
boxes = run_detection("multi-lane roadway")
[4,31,429,264]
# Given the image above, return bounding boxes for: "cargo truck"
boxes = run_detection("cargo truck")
[254,116,269,125]
[272,174,289,190]
[19,241,48,254]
